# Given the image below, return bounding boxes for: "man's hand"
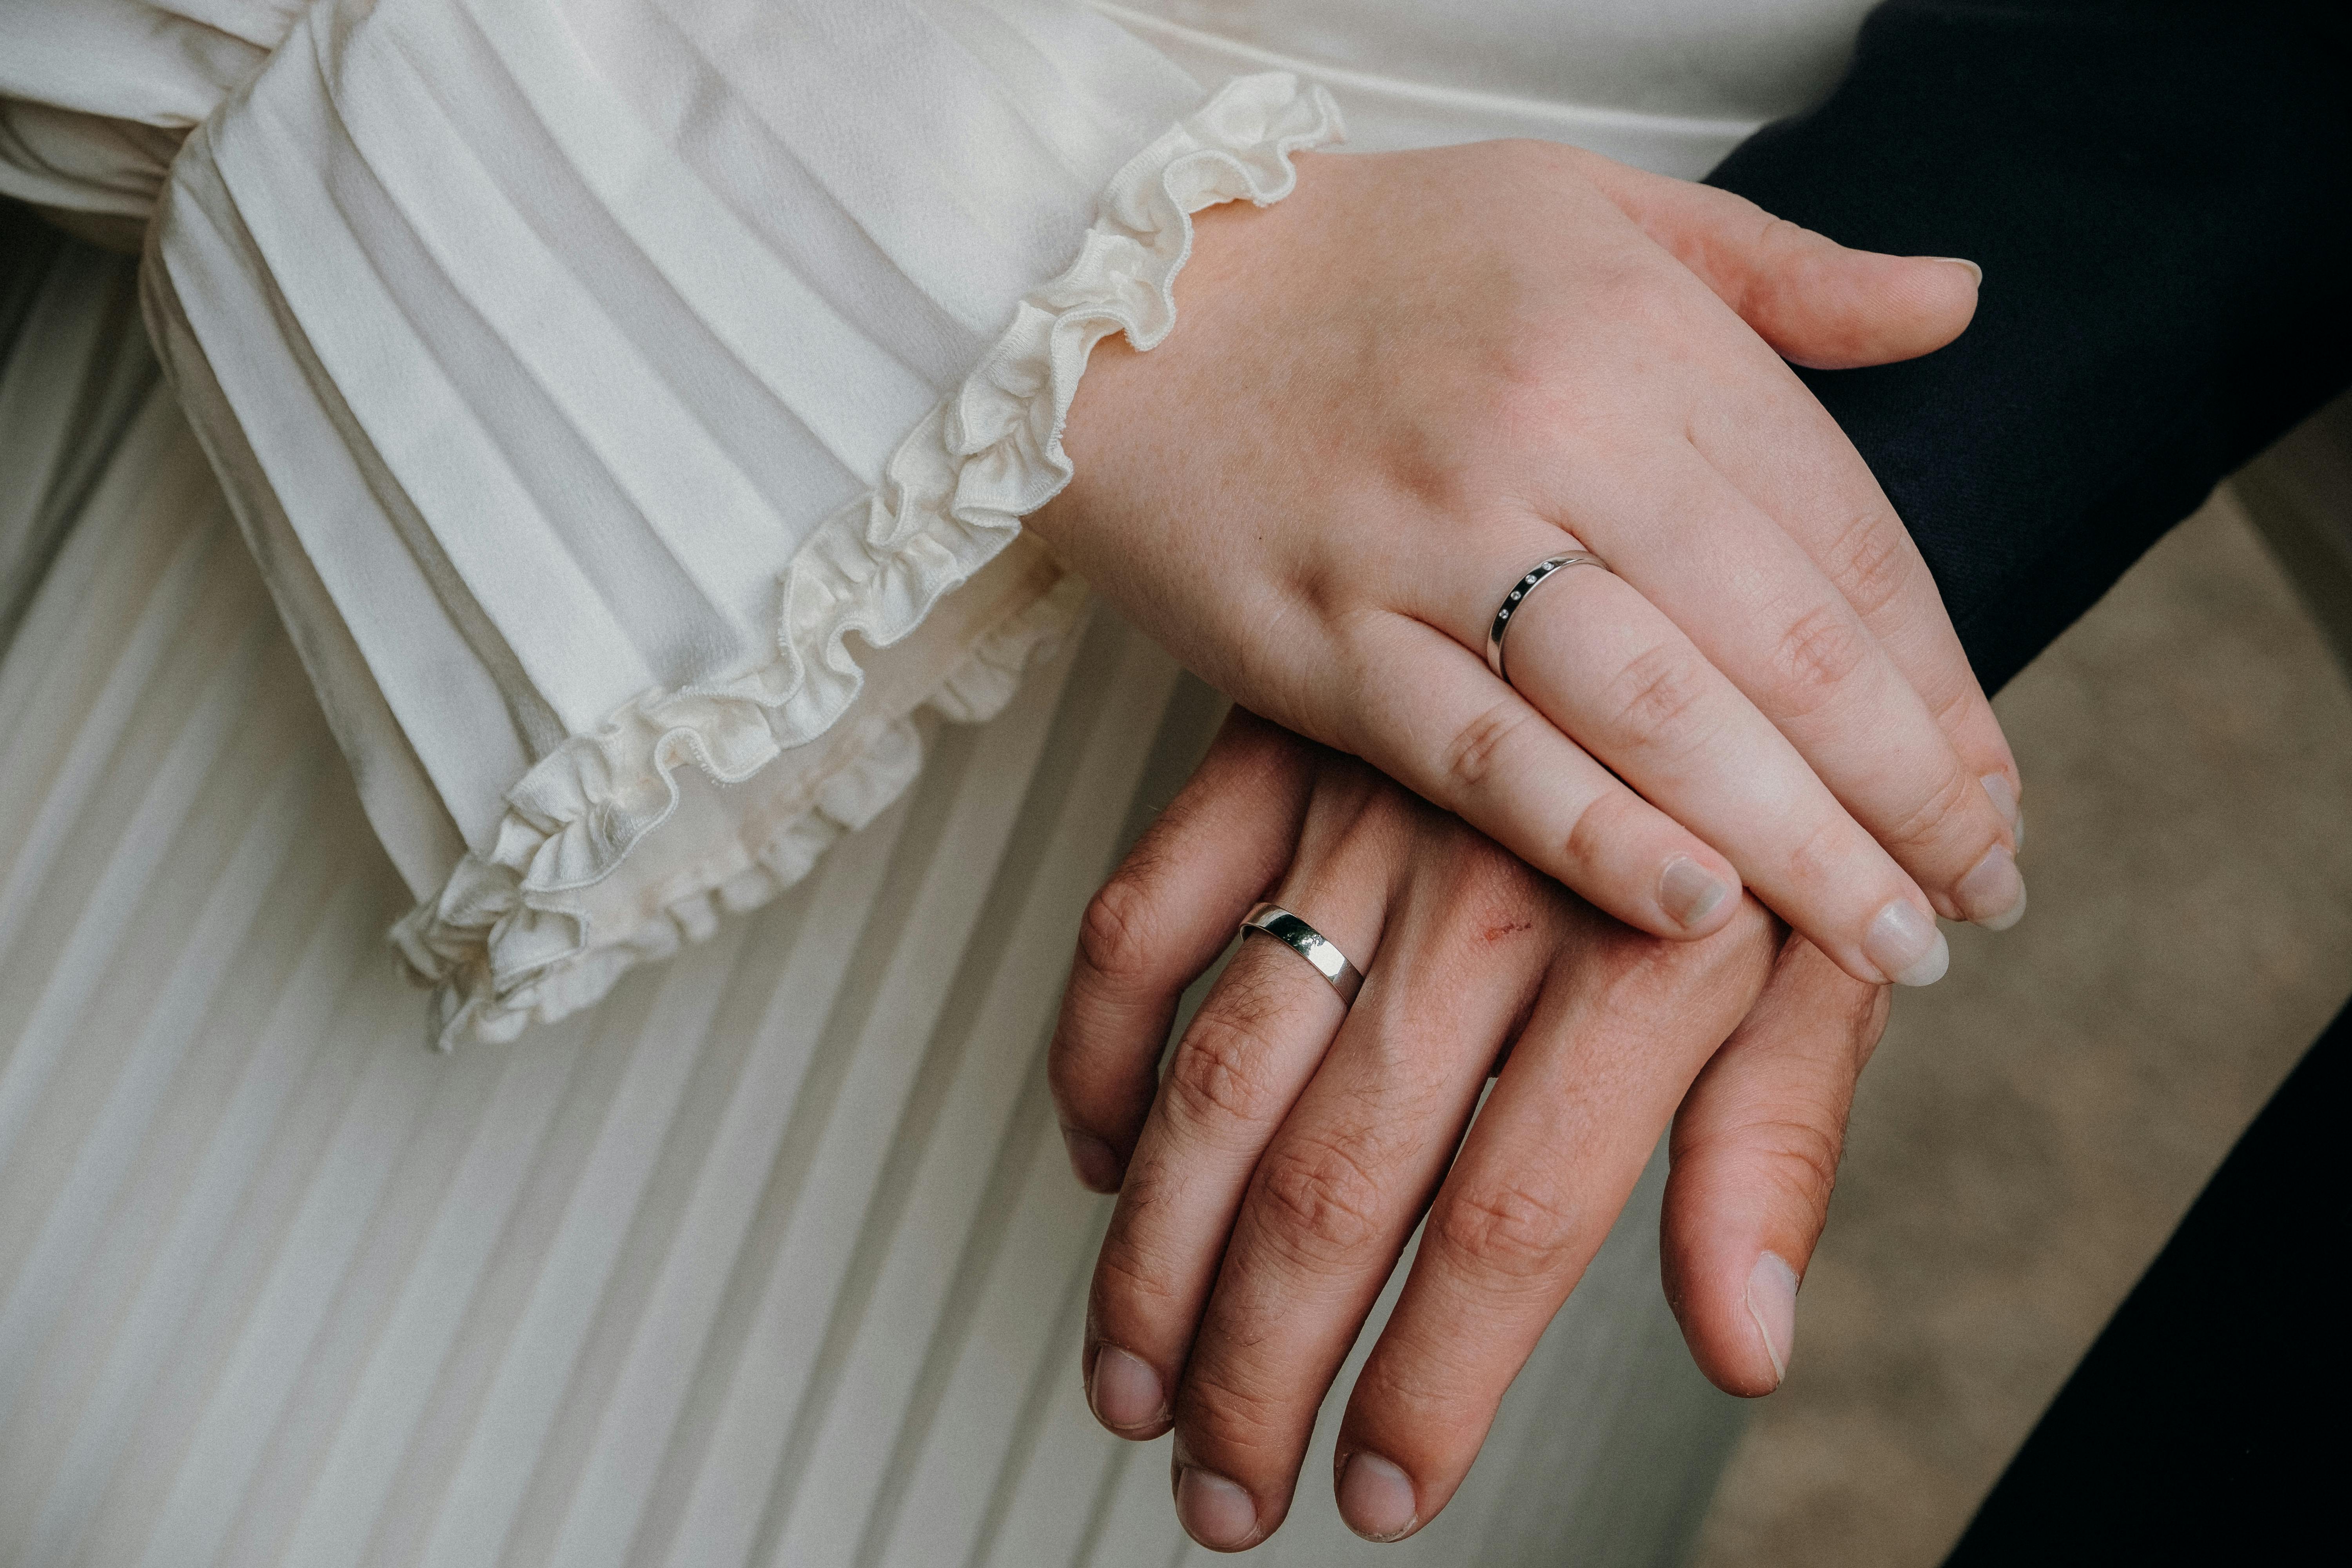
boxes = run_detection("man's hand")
[1047,710,1889,1549]
[1033,140,2024,989]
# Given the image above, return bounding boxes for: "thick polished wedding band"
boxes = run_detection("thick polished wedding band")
[1240,902,1365,1006]
[1485,552,1610,683]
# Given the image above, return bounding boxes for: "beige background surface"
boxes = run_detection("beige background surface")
[1688,488,2352,1566]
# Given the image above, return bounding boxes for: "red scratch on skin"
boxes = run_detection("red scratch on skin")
[1483,919,1534,943]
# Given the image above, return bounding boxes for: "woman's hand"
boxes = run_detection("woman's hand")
[1032,140,2024,988]
[1049,710,1891,1548]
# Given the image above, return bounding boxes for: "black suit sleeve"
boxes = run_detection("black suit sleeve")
[1710,11,2349,1552]
[1706,0,2352,693]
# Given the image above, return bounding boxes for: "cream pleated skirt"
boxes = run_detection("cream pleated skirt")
[0,217,1741,1567]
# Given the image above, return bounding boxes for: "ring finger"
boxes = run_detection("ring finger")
[1414,526,1950,987]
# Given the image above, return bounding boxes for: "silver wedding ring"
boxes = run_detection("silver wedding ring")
[1240,902,1365,1006]
[1485,552,1610,683]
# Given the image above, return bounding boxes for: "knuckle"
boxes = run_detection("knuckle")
[1740,216,1830,315]
[1440,698,1537,800]
[1928,679,1983,737]
[1883,763,1982,860]
[1429,1175,1582,1290]
[1076,873,1162,992]
[1600,641,1715,752]
[1164,1003,1293,1136]
[1253,1131,1392,1266]
[1765,601,1872,721]
[1819,509,1916,624]
[1091,1218,1186,1319]
[1779,812,1850,891]
[1742,1116,1846,1216]
[1559,789,1633,884]
[1752,211,1813,258]
[1179,1360,1292,1456]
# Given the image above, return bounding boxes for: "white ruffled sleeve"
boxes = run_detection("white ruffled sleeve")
[3,0,1339,1045]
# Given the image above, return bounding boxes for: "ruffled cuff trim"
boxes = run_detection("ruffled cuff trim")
[389,72,1345,1049]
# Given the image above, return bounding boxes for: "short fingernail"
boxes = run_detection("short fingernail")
[1087,1345,1165,1432]
[1658,855,1731,930]
[1745,1251,1800,1388]
[1864,900,1948,987]
[1931,256,1984,288]
[2013,806,2026,852]
[1978,771,2019,829]
[1061,1127,1121,1193]
[1337,1451,1419,1542]
[1175,1465,1259,1549]
[1956,844,2027,931]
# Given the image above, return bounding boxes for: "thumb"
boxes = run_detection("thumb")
[1578,152,1981,370]
[1661,933,1889,1395]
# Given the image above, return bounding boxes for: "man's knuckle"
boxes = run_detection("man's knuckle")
[1093,1230,1183,1314]
[1746,1117,1846,1213]
[1180,1362,1292,1454]
[1077,874,1161,991]
[1254,1132,1391,1265]
[1165,1008,1290,1132]
[1431,1176,1581,1286]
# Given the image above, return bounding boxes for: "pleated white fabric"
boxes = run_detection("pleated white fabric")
[0,220,1742,1566]
[2,0,1341,1046]
[0,0,1882,1049]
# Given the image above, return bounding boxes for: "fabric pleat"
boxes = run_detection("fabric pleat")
[103,0,1340,1045]
[0,221,1744,1565]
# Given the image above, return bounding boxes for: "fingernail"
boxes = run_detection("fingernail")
[1061,1127,1121,1193]
[2013,806,2026,852]
[1931,256,1984,288]
[1863,900,1947,986]
[1659,855,1731,930]
[1175,1465,1259,1549]
[1088,1346,1165,1432]
[1338,1451,1419,1542]
[1745,1251,1799,1388]
[1955,844,2026,931]
[1978,771,2018,829]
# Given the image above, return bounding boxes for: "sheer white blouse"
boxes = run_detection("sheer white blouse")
[0,0,1875,1046]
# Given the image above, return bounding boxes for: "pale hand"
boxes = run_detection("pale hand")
[1032,140,2025,988]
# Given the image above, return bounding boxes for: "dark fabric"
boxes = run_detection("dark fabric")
[1708,0,2352,693]
[1705,4,2351,1552]
[1944,1003,2343,1560]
